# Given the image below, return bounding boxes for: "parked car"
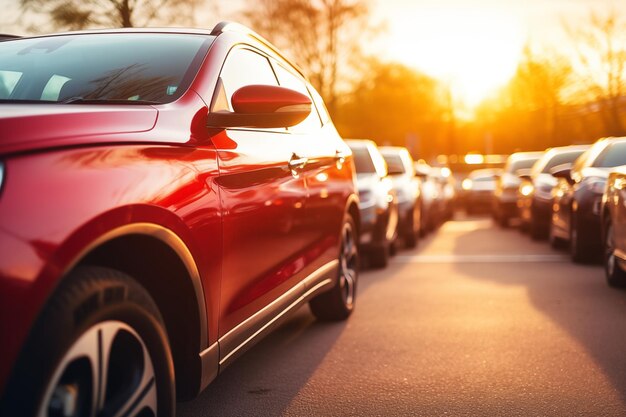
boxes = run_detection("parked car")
[493,151,543,226]
[346,140,398,268]
[379,146,422,248]
[517,145,589,239]
[460,168,501,214]
[415,162,442,234]
[431,166,455,220]
[551,137,626,262]
[0,23,361,416]
[602,166,626,287]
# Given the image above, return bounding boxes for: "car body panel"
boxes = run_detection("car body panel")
[0,26,358,400]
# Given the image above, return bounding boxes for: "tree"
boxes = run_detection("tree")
[20,0,204,30]
[565,9,626,136]
[242,0,372,115]
[334,58,448,159]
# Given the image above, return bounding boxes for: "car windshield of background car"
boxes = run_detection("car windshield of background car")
[383,153,406,175]
[352,147,377,174]
[0,33,213,104]
[592,141,626,168]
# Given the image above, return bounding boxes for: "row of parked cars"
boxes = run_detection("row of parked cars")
[0,22,463,415]
[461,137,626,288]
[345,140,453,268]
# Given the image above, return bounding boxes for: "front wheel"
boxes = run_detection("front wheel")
[0,266,175,417]
[604,221,626,287]
[310,216,359,320]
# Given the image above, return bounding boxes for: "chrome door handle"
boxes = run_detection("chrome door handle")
[288,155,308,170]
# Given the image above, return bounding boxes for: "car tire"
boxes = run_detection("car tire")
[529,215,544,241]
[604,221,626,287]
[368,241,390,269]
[549,220,567,249]
[404,209,418,249]
[570,211,593,263]
[310,216,359,320]
[0,266,175,417]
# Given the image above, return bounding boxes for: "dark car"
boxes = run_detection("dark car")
[461,168,501,214]
[517,145,588,239]
[0,23,360,416]
[493,151,543,226]
[550,137,626,262]
[379,146,422,248]
[602,166,626,287]
[347,139,398,268]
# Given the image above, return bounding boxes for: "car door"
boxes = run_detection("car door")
[210,47,310,356]
[271,60,352,287]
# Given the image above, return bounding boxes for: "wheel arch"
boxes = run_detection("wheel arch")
[72,223,208,400]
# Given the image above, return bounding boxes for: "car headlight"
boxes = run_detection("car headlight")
[585,177,607,194]
[520,183,534,196]
[462,178,472,190]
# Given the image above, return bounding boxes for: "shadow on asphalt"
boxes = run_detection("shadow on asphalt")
[177,216,450,416]
[450,214,626,404]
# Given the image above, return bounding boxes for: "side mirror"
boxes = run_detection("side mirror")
[550,163,574,184]
[207,85,311,129]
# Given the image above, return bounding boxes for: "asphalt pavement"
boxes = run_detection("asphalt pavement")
[178,213,626,416]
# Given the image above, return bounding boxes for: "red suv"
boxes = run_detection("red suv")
[0,22,359,416]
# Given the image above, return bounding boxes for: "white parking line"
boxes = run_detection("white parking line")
[394,254,570,263]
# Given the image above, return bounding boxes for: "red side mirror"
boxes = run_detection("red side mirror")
[207,85,312,129]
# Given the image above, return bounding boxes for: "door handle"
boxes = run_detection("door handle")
[288,154,308,171]
[335,150,348,168]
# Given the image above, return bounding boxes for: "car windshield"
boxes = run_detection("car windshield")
[507,157,539,173]
[382,153,406,175]
[351,147,377,174]
[592,141,626,168]
[0,33,213,104]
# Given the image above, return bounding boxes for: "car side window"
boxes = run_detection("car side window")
[272,63,322,132]
[308,84,330,125]
[218,47,279,111]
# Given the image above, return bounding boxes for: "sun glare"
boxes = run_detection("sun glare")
[380,2,525,109]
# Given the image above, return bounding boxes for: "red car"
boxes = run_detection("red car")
[0,23,360,416]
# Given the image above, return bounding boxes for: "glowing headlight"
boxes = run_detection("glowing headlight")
[462,178,472,190]
[520,183,534,196]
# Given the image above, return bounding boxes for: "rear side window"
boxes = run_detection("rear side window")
[592,141,626,168]
[272,63,322,132]
[219,48,279,110]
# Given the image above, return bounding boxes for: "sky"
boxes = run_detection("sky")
[1,0,625,108]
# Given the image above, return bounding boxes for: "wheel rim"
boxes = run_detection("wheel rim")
[339,222,358,309]
[606,223,616,276]
[40,320,157,417]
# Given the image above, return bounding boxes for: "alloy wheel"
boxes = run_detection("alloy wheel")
[40,320,157,417]
[339,222,358,309]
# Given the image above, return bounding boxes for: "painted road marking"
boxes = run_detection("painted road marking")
[394,254,570,263]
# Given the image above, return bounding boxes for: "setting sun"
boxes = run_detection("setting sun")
[378,2,525,108]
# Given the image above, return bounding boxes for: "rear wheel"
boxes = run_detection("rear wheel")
[0,266,175,417]
[570,211,593,263]
[368,242,390,269]
[549,219,567,249]
[604,221,626,287]
[404,208,419,249]
[310,216,359,320]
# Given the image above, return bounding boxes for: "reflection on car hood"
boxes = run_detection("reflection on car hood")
[0,104,158,155]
